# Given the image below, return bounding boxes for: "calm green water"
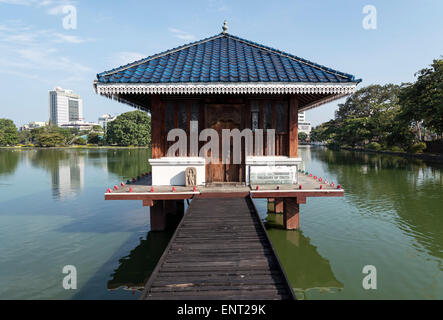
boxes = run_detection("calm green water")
[0,147,442,299]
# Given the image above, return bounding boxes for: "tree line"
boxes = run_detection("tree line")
[310,58,443,153]
[0,111,151,147]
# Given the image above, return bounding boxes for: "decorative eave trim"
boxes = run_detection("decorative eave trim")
[299,92,350,112]
[94,81,358,96]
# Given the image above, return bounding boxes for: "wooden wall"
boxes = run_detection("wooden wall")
[149,95,299,160]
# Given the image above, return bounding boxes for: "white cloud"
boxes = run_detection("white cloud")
[52,33,91,44]
[0,0,54,6]
[111,51,146,66]
[0,21,91,81]
[169,28,196,41]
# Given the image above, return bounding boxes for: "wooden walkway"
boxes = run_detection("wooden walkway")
[140,197,295,300]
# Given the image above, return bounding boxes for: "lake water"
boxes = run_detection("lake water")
[0,147,441,299]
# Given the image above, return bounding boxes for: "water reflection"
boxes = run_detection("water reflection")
[107,230,174,291]
[107,205,183,292]
[105,149,151,180]
[265,213,343,299]
[29,149,85,200]
[0,150,20,176]
[311,147,443,263]
[23,148,151,200]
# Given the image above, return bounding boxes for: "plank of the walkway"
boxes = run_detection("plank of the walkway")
[139,197,295,300]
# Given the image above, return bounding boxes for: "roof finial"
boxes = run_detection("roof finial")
[222,20,228,34]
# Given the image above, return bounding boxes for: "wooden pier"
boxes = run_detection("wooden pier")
[106,173,343,231]
[140,196,295,300]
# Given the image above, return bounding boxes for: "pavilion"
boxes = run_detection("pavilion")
[95,23,360,230]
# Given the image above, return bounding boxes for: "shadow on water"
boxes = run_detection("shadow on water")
[107,230,174,291]
[72,203,182,299]
[265,213,343,300]
[312,147,443,263]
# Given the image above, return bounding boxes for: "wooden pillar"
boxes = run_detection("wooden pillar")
[151,95,162,159]
[283,197,300,230]
[275,198,284,213]
[289,95,299,158]
[150,200,166,231]
[267,198,275,213]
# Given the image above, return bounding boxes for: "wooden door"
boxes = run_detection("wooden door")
[205,104,244,183]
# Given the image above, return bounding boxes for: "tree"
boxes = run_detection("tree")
[310,121,336,143]
[105,111,151,146]
[34,132,66,147]
[323,84,417,149]
[0,118,19,146]
[74,137,87,145]
[87,132,101,144]
[31,125,70,147]
[399,58,443,137]
[298,132,308,142]
[19,130,32,144]
[92,125,104,132]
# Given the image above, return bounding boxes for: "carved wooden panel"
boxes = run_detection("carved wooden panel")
[185,167,197,187]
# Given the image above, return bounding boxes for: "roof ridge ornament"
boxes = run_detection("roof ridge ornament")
[222,20,228,34]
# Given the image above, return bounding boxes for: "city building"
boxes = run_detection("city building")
[19,121,48,131]
[60,121,100,131]
[49,87,83,126]
[98,114,117,130]
[298,112,312,135]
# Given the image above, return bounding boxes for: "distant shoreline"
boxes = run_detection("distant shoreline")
[305,144,443,164]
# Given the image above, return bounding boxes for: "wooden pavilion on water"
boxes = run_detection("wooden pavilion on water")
[94,23,360,232]
[95,23,360,300]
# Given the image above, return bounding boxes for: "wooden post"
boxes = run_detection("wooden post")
[151,95,162,159]
[267,198,275,213]
[283,197,300,230]
[150,200,166,231]
[289,95,299,158]
[275,198,284,214]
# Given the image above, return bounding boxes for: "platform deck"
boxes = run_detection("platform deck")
[139,197,295,300]
[105,173,343,201]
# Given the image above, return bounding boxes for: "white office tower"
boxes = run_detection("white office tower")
[98,114,117,130]
[49,87,83,126]
[298,111,312,134]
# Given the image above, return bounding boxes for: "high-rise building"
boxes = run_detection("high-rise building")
[49,87,83,126]
[98,114,117,130]
[298,111,312,135]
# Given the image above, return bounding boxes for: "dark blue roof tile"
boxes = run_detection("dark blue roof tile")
[97,33,359,84]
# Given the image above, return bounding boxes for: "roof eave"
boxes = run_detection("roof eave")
[94,81,359,96]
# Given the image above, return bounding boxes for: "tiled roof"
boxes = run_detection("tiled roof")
[97,33,359,84]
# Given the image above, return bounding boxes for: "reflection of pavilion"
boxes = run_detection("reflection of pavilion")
[266,214,343,299]
[107,230,174,290]
[50,154,85,200]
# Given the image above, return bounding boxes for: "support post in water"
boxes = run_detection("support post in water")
[150,200,167,231]
[283,198,300,230]
[275,198,284,214]
[267,198,275,213]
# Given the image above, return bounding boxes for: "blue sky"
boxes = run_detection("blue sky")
[0,0,442,127]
